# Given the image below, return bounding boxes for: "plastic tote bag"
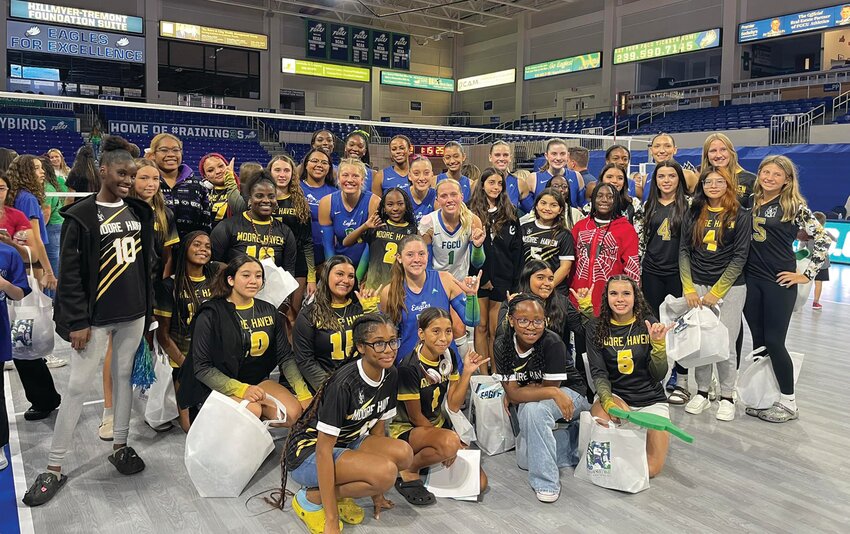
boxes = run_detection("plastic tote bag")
[574,411,649,494]
[8,247,54,360]
[793,249,813,311]
[140,339,179,428]
[660,296,729,368]
[257,257,299,309]
[443,400,476,446]
[736,347,804,410]
[468,375,515,456]
[185,390,287,498]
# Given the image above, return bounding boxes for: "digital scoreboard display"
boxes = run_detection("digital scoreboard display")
[738,4,850,43]
[613,29,720,64]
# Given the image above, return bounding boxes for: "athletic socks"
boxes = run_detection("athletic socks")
[296,488,322,512]
[102,407,114,420]
[455,334,470,359]
[779,394,797,411]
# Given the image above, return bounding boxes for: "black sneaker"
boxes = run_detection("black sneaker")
[108,446,146,475]
[22,472,67,507]
[24,406,58,421]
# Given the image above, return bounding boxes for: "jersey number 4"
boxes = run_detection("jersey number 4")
[656,218,671,241]
[112,237,137,265]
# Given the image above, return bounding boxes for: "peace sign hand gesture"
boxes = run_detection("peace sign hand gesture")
[645,320,674,342]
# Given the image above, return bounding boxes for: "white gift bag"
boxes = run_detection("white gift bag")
[574,411,649,494]
[424,449,481,500]
[660,296,729,368]
[9,248,54,360]
[142,339,179,427]
[185,390,287,497]
[736,347,804,410]
[468,375,515,456]
[257,257,299,308]
[443,400,476,446]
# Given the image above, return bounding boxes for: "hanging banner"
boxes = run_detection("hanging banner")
[0,115,78,132]
[613,29,721,64]
[392,33,411,70]
[380,71,454,92]
[329,24,350,62]
[351,27,370,65]
[457,69,516,92]
[524,52,602,80]
[372,30,391,68]
[9,0,144,33]
[108,121,257,140]
[306,19,328,59]
[6,20,145,63]
[739,5,850,43]
[281,57,370,82]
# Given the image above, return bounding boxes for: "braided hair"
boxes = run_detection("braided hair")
[493,294,547,387]
[593,275,652,349]
[272,313,395,509]
[173,231,219,332]
[378,187,416,226]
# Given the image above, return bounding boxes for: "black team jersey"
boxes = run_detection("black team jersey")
[154,266,220,365]
[641,203,680,277]
[93,201,146,325]
[210,212,297,274]
[361,222,416,291]
[520,219,575,273]
[679,206,751,298]
[586,317,667,408]
[209,186,231,227]
[736,170,756,209]
[390,348,460,438]
[493,330,568,385]
[286,360,398,470]
[293,299,367,392]
[274,195,316,283]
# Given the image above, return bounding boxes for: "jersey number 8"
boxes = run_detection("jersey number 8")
[617,349,634,374]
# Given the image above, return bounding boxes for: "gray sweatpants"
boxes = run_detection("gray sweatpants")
[48,317,145,467]
[692,284,746,398]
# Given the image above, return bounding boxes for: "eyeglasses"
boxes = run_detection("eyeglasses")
[361,338,400,353]
[702,178,726,187]
[308,159,330,166]
[513,317,545,328]
[156,147,182,155]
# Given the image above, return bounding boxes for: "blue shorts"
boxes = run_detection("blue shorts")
[290,434,367,488]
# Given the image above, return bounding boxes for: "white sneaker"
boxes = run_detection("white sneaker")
[99,414,114,441]
[0,450,8,471]
[685,393,711,415]
[716,399,735,421]
[3,361,13,371]
[535,489,560,503]
[45,356,67,369]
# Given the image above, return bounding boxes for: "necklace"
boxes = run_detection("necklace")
[234,301,256,334]
[248,214,273,256]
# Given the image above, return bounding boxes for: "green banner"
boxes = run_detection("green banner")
[281,57,370,82]
[613,29,720,65]
[524,52,602,80]
[380,71,454,92]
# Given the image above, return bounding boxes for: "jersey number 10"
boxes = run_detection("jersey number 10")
[112,237,137,265]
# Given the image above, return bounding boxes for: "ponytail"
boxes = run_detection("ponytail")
[384,234,426,324]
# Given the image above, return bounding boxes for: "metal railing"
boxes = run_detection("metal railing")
[769,101,826,145]
[580,127,605,151]
[832,90,850,121]
[635,104,669,131]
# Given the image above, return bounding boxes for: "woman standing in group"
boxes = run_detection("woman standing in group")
[380,235,480,361]
[319,158,379,264]
[343,130,373,191]
[570,183,640,316]
[65,145,99,196]
[637,133,698,198]
[523,138,582,213]
[280,314,412,534]
[269,154,315,318]
[299,148,336,267]
[46,149,71,180]
[39,157,69,295]
[211,172,297,276]
[701,133,756,208]
[639,161,691,404]
[585,276,674,478]
[24,137,155,507]
[436,141,471,202]
[150,133,211,238]
[293,255,380,393]
[199,153,245,229]
[342,187,416,291]
[131,159,180,279]
[488,140,525,207]
[404,156,437,224]
[680,166,751,422]
[521,188,574,296]
[0,237,28,473]
[177,255,310,420]
[468,168,522,371]
[154,231,221,431]
[743,155,829,423]
[372,135,412,195]
[541,174,583,229]
[593,163,643,225]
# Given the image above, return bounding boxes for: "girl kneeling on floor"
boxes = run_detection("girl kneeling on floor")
[391,307,489,506]
[278,313,413,534]
[585,275,674,478]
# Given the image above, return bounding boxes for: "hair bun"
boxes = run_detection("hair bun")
[101,135,137,156]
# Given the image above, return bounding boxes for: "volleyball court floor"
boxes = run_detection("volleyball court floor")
[3,266,849,534]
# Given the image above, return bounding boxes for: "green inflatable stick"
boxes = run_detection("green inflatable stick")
[608,407,695,443]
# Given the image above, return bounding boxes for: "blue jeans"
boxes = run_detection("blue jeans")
[45,224,61,299]
[290,434,367,488]
[517,387,591,493]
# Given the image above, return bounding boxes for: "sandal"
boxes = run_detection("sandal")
[758,402,798,423]
[744,406,766,418]
[338,498,365,524]
[667,386,691,405]
[394,478,436,506]
[22,472,68,507]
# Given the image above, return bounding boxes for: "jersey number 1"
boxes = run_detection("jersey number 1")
[330,330,354,360]
[112,237,137,265]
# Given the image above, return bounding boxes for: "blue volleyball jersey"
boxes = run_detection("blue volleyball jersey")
[381,166,409,192]
[330,190,373,263]
[406,186,437,224]
[398,269,449,362]
[436,173,471,202]
[301,181,337,264]
[505,174,520,206]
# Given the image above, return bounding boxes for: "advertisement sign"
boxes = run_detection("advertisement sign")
[613,29,720,64]
[306,20,328,59]
[281,58,370,82]
[823,221,850,265]
[9,0,143,33]
[524,52,602,80]
[739,4,850,43]
[0,114,77,132]
[109,121,257,140]
[372,31,391,68]
[457,69,516,92]
[380,71,454,92]
[7,20,144,63]
[392,34,411,70]
[329,24,350,62]
[351,27,370,65]
[159,20,267,50]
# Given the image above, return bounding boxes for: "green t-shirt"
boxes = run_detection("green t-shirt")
[44,176,68,226]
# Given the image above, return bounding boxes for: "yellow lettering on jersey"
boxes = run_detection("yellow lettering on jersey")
[753,216,767,242]
[330,330,354,360]
[657,218,671,241]
[235,231,286,246]
[703,229,718,252]
[617,349,634,374]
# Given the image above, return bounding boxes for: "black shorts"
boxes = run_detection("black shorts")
[478,284,509,302]
[172,366,181,383]
[815,268,829,281]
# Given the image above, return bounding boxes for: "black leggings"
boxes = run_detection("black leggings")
[14,358,61,411]
[642,271,687,376]
[743,277,796,395]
